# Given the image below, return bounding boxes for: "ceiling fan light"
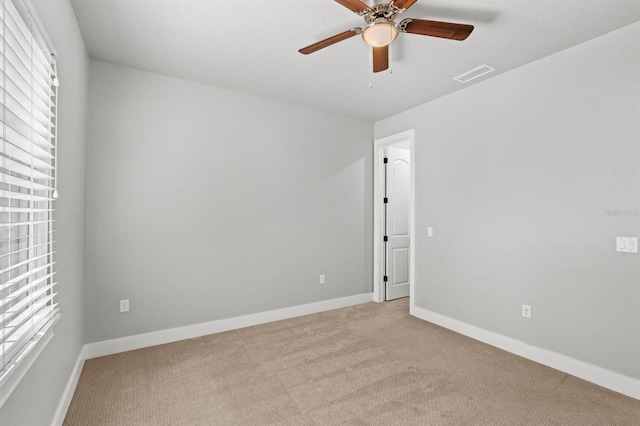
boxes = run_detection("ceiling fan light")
[362,20,399,47]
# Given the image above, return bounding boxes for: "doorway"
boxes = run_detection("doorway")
[373,130,415,315]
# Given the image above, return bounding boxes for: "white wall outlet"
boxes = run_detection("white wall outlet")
[427,227,433,237]
[319,274,325,285]
[522,304,531,319]
[120,299,129,313]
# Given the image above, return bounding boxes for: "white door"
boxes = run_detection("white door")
[385,146,410,301]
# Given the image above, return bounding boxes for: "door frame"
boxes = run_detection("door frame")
[373,129,416,315]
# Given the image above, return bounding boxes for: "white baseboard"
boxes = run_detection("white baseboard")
[413,306,640,400]
[84,292,373,360]
[51,346,87,426]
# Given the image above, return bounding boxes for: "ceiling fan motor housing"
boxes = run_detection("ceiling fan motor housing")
[363,3,402,23]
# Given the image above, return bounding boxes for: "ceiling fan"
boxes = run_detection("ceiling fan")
[299,0,474,73]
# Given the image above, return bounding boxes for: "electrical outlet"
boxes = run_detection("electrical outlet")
[427,227,433,237]
[319,275,325,285]
[120,299,129,313]
[522,304,531,319]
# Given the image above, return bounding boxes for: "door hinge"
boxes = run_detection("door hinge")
[383,236,388,242]
[383,276,388,282]
[383,197,388,204]
[383,157,388,164]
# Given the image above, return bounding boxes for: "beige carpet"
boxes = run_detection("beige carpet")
[64,299,640,425]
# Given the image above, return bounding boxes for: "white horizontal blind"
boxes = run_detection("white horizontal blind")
[0,0,58,385]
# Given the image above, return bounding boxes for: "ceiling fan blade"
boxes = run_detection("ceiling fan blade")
[392,0,418,11]
[400,19,474,41]
[372,45,389,73]
[299,29,361,55]
[335,0,370,14]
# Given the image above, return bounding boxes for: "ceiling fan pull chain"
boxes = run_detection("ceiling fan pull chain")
[369,47,373,88]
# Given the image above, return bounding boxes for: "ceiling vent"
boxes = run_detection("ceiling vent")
[454,64,495,83]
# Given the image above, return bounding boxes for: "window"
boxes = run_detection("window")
[0,0,58,391]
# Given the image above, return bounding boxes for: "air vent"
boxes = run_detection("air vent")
[454,64,495,83]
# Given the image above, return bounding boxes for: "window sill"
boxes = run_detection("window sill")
[0,313,60,408]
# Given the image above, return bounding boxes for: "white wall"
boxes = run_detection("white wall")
[375,21,640,379]
[0,0,89,424]
[84,60,373,343]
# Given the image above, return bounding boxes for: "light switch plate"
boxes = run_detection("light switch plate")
[616,237,638,254]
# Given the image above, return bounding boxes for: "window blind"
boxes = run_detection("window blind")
[0,0,58,385]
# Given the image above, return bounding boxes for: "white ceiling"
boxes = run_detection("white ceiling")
[70,0,640,121]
